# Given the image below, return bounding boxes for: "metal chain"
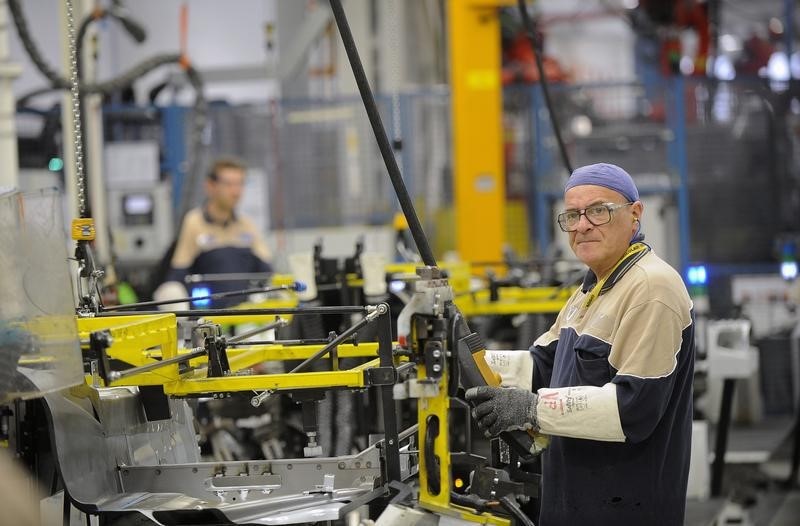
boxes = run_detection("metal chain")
[64,0,87,218]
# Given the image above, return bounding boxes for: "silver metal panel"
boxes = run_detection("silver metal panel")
[36,375,386,523]
[35,380,200,509]
[118,448,381,501]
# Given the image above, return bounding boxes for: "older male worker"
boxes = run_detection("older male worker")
[466,163,695,526]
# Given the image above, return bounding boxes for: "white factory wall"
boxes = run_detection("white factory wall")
[9,0,280,106]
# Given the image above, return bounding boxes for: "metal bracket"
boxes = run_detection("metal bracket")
[206,337,230,378]
[470,466,530,504]
[365,366,397,386]
[84,330,113,384]
[423,340,444,380]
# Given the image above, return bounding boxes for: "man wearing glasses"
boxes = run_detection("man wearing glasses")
[467,163,695,525]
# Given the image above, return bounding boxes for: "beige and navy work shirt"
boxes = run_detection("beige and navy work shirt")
[166,207,272,307]
[531,249,695,526]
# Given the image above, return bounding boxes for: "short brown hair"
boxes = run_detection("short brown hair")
[208,156,247,181]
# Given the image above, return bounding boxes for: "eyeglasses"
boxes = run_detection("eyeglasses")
[557,202,633,232]
[212,178,245,189]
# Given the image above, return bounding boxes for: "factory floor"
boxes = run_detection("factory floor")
[685,415,800,525]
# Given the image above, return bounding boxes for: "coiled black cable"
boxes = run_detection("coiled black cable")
[10,0,208,220]
[516,0,573,174]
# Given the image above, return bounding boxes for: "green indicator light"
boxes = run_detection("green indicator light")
[48,157,64,171]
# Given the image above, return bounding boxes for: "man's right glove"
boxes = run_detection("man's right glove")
[465,385,539,437]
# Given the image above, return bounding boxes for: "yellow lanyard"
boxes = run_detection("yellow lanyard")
[581,242,650,311]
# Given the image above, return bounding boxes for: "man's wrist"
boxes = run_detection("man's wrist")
[526,392,540,431]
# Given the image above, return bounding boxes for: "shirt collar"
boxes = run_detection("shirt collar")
[202,203,237,227]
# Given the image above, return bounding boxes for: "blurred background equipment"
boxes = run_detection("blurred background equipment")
[2,0,800,524]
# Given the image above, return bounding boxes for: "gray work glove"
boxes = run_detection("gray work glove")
[465,386,539,437]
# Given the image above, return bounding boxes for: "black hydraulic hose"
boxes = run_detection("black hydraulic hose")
[178,63,209,220]
[450,492,493,513]
[517,0,573,174]
[14,53,205,110]
[328,0,437,267]
[17,53,181,101]
[499,494,536,526]
[9,0,68,89]
[10,0,150,94]
[11,0,207,220]
[76,8,147,84]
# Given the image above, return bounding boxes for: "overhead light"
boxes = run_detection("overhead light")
[769,17,784,35]
[714,55,735,80]
[570,115,592,137]
[767,51,790,81]
[719,34,741,54]
[679,56,695,75]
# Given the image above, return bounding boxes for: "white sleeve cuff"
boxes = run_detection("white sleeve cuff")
[536,383,625,442]
[484,350,534,391]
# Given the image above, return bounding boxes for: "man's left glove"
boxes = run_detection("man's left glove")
[465,386,539,437]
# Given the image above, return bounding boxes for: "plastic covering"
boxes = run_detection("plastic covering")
[0,188,82,403]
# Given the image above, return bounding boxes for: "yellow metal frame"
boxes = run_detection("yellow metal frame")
[77,314,178,385]
[449,0,514,268]
[224,342,380,373]
[456,285,575,316]
[165,357,381,396]
[385,263,573,316]
[417,349,510,526]
[422,501,511,526]
[77,314,390,394]
[385,261,472,295]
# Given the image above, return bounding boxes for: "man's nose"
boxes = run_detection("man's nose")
[575,213,594,232]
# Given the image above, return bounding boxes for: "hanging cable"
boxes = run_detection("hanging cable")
[499,494,537,526]
[328,0,436,267]
[11,0,208,223]
[516,0,573,174]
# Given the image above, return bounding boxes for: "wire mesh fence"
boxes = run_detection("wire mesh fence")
[182,92,452,248]
[149,77,795,266]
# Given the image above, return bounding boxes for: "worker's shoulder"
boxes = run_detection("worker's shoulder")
[182,208,206,229]
[234,214,261,233]
[627,251,691,312]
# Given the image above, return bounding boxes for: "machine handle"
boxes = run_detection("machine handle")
[457,332,549,460]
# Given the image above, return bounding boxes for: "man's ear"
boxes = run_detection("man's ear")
[631,200,643,221]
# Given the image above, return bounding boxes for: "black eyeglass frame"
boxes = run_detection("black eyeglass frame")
[557,202,634,232]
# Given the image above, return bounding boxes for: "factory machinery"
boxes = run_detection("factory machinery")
[0,1,577,525]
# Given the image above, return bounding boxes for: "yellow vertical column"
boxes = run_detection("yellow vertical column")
[448,0,512,267]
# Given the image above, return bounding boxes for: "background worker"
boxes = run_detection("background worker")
[155,156,272,308]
